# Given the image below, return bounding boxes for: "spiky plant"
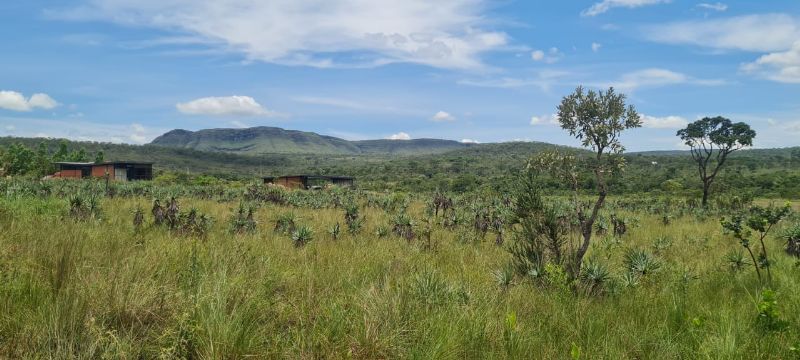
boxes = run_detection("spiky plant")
[133,206,144,231]
[493,265,515,291]
[292,225,314,247]
[329,222,340,241]
[781,223,800,257]
[151,199,165,225]
[392,213,415,241]
[274,212,297,234]
[228,203,257,235]
[725,249,749,272]
[375,225,389,238]
[623,248,661,277]
[580,259,611,296]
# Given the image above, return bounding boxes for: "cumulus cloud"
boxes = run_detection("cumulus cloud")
[742,41,800,84]
[129,123,148,144]
[0,91,59,112]
[640,115,688,129]
[696,2,727,12]
[610,68,724,91]
[54,0,508,70]
[387,132,411,140]
[431,111,456,122]
[582,0,670,17]
[176,96,275,116]
[531,48,563,64]
[530,114,559,126]
[461,138,479,144]
[591,42,602,52]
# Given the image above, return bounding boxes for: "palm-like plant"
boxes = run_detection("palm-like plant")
[623,248,661,277]
[292,225,314,247]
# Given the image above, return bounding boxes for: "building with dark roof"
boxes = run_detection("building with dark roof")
[263,175,354,190]
[52,161,153,181]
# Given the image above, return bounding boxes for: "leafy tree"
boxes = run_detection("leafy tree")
[52,140,69,162]
[677,116,756,207]
[541,86,641,276]
[94,150,105,164]
[1,143,35,175]
[68,148,88,162]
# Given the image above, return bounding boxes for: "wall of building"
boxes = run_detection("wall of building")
[55,170,83,179]
[91,165,115,179]
[276,177,305,189]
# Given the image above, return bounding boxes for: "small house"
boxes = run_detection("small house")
[263,175,354,190]
[52,161,153,181]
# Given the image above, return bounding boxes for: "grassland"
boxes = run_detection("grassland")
[1,180,799,358]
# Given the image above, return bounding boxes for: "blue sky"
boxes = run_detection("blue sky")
[1,0,798,150]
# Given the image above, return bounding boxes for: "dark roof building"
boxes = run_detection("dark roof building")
[264,175,354,190]
[53,161,153,181]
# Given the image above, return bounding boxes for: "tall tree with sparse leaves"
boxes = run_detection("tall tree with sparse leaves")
[546,86,641,276]
[677,116,755,207]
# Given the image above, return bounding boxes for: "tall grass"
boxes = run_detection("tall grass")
[0,188,798,358]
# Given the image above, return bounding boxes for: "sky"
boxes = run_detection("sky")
[0,0,798,151]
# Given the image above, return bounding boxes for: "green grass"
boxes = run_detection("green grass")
[1,191,799,358]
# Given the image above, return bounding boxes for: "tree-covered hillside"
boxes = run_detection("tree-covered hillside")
[2,136,799,197]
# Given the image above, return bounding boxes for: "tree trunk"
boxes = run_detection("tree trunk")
[702,181,710,208]
[572,192,607,277]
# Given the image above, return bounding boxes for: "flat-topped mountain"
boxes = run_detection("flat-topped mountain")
[150,126,473,155]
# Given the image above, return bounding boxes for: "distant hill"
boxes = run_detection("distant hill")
[150,126,474,155]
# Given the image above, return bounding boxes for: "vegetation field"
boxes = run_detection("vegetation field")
[1,179,799,359]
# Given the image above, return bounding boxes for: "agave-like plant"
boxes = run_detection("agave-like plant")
[292,225,314,247]
[580,259,611,295]
[274,212,297,234]
[329,222,340,240]
[782,223,800,257]
[623,248,661,277]
[133,206,144,231]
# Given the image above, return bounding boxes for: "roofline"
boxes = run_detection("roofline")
[265,175,354,180]
[54,161,154,166]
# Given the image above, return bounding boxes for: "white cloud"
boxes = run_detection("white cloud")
[531,47,563,64]
[610,68,724,91]
[640,114,688,129]
[696,2,727,12]
[591,42,602,52]
[54,0,508,70]
[431,111,456,122]
[582,0,670,17]
[530,114,559,126]
[643,15,800,84]
[0,91,59,112]
[461,138,479,144]
[229,120,248,128]
[643,14,800,53]
[176,96,275,116]
[458,70,571,91]
[129,123,149,143]
[387,132,411,140]
[742,41,800,84]
[0,115,165,144]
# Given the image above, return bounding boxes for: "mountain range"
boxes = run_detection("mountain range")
[150,127,475,155]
